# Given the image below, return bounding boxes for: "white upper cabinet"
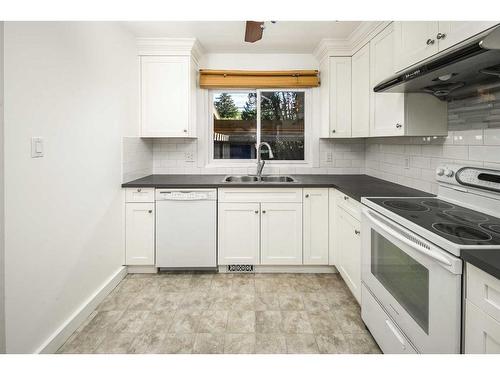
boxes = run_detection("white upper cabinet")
[351,43,371,137]
[394,21,498,72]
[325,57,352,138]
[303,189,329,265]
[394,21,439,72]
[437,21,498,51]
[370,24,405,137]
[140,55,197,137]
[370,24,448,137]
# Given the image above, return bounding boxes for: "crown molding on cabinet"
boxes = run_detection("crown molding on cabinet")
[313,21,392,61]
[136,38,205,62]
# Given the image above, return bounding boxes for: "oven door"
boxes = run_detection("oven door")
[361,207,463,353]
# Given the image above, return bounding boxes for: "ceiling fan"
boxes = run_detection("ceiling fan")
[244,21,276,43]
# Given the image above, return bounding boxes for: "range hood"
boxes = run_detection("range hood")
[374,25,500,101]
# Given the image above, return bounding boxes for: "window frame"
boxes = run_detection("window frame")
[207,88,311,167]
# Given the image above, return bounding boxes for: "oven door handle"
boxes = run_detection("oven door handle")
[364,208,453,267]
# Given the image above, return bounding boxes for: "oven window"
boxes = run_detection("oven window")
[371,229,429,334]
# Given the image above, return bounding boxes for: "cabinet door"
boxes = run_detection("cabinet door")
[351,43,370,137]
[261,203,303,265]
[438,21,498,51]
[125,203,155,265]
[303,189,329,265]
[394,21,439,72]
[370,24,405,137]
[329,57,352,138]
[465,300,500,354]
[336,207,361,302]
[141,56,190,137]
[218,202,260,265]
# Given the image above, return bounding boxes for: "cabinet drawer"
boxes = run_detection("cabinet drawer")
[467,263,500,323]
[465,299,500,354]
[362,284,417,354]
[218,188,303,203]
[336,191,361,220]
[125,187,155,203]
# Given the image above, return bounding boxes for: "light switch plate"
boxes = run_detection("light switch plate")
[326,152,333,163]
[404,156,410,169]
[184,152,194,162]
[31,137,44,158]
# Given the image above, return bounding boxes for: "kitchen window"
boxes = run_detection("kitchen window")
[210,89,307,163]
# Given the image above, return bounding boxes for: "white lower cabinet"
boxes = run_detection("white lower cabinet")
[125,203,155,265]
[303,189,329,265]
[465,300,500,354]
[261,203,303,265]
[218,202,260,265]
[465,263,500,353]
[335,197,362,303]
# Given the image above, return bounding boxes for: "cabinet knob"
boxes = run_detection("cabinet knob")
[332,129,336,133]
[137,188,142,192]
[183,129,188,133]
[426,38,435,45]
[343,196,349,200]
[436,33,446,40]
[355,230,360,235]
[254,210,259,214]
[396,123,403,129]
[305,194,310,198]
[148,210,152,214]
[262,210,266,214]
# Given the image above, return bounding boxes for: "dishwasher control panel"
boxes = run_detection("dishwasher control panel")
[156,189,217,201]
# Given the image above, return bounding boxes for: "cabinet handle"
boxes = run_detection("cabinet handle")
[426,38,435,45]
[343,196,349,200]
[148,210,152,214]
[254,210,259,214]
[355,230,360,235]
[137,188,142,192]
[262,210,266,214]
[396,123,402,129]
[332,129,336,133]
[436,32,446,40]
[305,194,310,198]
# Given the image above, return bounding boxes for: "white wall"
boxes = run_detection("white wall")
[0,21,5,354]
[4,22,139,353]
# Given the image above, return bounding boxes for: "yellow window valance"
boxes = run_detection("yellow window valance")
[199,69,320,89]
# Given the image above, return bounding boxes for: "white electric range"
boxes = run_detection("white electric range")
[360,164,500,354]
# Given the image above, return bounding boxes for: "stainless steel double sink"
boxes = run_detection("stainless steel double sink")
[222,175,298,183]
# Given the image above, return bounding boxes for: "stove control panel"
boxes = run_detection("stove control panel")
[437,164,500,193]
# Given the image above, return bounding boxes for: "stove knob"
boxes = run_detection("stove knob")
[436,167,445,176]
[444,169,454,177]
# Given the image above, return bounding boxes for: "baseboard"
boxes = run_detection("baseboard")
[36,266,127,354]
[127,265,158,274]
[218,265,338,273]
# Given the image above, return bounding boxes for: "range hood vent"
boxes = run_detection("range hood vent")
[374,25,500,101]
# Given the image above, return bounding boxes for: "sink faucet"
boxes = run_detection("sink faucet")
[256,142,274,177]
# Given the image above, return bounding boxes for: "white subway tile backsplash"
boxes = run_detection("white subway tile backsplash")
[469,146,500,163]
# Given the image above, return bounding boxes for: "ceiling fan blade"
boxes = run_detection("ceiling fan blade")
[245,21,264,43]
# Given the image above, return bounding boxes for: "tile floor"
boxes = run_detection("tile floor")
[57,272,381,354]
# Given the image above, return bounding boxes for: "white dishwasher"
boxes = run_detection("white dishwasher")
[155,189,217,270]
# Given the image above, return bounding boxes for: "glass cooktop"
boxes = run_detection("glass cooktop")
[367,197,500,246]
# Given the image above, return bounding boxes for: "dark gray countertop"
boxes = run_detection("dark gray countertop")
[461,249,500,280]
[122,174,433,202]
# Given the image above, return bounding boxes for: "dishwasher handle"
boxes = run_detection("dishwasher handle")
[156,189,217,201]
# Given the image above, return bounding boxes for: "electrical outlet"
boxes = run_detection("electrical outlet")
[184,152,194,162]
[404,156,410,169]
[326,152,333,163]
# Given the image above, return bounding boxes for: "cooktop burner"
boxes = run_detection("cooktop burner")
[432,223,492,241]
[383,200,430,212]
[480,223,500,235]
[366,197,500,246]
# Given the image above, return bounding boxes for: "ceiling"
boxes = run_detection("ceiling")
[123,21,363,53]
